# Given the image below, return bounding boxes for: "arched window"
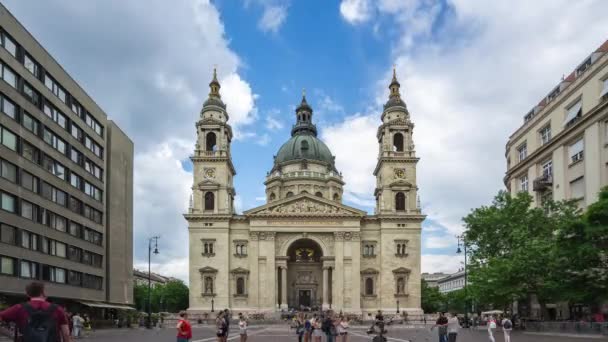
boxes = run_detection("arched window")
[315,192,323,198]
[204,276,214,294]
[301,190,308,194]
[393,133,404,152]
[236,277,245,295]
[333,193,340,201]
[397,277,405,294]
[206,132,217,151]
[364,245,369,256]
[204,192,215,211]
[370,245,375,255]
[365,278,374,295]
[286,192,294,198]
[269,193,276,201]
[395,192,405,211]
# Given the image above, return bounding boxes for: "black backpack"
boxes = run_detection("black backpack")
[22,303,58,342]
[503,319,512,329]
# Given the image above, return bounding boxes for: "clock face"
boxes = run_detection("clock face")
[394,168,405,179]
[204,168,216,179]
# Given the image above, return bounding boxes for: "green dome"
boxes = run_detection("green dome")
[275,135,335,166]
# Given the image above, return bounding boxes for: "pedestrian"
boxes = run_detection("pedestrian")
[337,316,349,342]
[304,314,312,342]
[223,309,230,341]
[0,281,71,342]
[295,312,305,342]
[432,312,448,342]
[312,314,323,342]
[487,315,497,342]
[238,313,247,342]
[501,315,512,342]
[176,311,192,342]
[447,313,459,342]
[322,312,336,342]
[216,311,225,342]
[72,312,84,338]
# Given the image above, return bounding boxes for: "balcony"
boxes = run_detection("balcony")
[533,174,553,192]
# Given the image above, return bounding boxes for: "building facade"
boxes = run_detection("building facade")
[0,4,133,308]
[186,69,425,315]
[133,269,179,287]
[437,270,466,294]
[504,39,608,320]
[421,272,448,288]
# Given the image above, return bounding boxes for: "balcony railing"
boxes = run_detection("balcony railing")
[533,174,553,192]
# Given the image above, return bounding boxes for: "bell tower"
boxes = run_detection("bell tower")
[190,68,236,215]
[373,67,420,215]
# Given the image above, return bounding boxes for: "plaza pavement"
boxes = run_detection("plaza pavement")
[65,324,608,342]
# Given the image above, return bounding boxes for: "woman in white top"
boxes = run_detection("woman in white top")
[336,316,349,342]
[487,315,497,342]
[447,313,460,342]
[311,316,323,341]
[238,314,247,342]
[501,316,512,342]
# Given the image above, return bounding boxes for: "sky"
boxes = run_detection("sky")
[3,0,607,282]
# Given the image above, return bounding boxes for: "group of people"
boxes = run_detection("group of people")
[432,312,513,342]
[67,312,91,339]
[292,311,350,342]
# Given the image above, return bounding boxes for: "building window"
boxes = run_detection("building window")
[84,205,102,224]
[395,241,408,256]
[43,103,68,129]
[44,74,67,103]
[564,100,583,126]
[71,123,83,141]
[85,136,103,158]
[1,126,17,151]
[236,277,245,295]
[395,192,406,211]
[69,197,82,214]
[84,159,102,180]
[269,193,276,201]
[570,177,585,200]
[22,82,40,106]
[540,125,551,145]
[286,191,294,198]
[20,230,37,250]
[517,143,527,162]
[21,141,39,164]
[1,31,17,57]
[83,274,103,290]
[393,133,404,152]
[315,191,323,198]
[68,246,82,262]
[204,192,214,211]
[85,113,103,137]
[70,173,82,189]
[396,277,406,294]
[203,276,214,294]
[234,242,248,256]
[541,160,553,177]
[333,193,340,201]
[42,155,66,180]
[0,256,15,275]
[70,148,82,165]
[84,182,102,201]
[1,63,16,88]
[22,112,39,134]
[1,95,16,119]
[1,224,16,245]
[206,132,217,151]
[20,260,38,279]
[69,222,82,238]
[50,240,66,258]
[202,240,215,256]
[365,278,374,295]
[42,182,67,206]
[362,242,376,257]
[42,265,66,284]
[1,159,17,183]
[520,175,528,192]
[1,192,16,212]
[20,200,37,221]
[68,271,82,286]
[601,78,608,98]
[43,128,67,155]
[569,138,584,164]
[23,54,39,77]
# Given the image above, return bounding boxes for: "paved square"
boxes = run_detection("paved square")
[76,324,608,342]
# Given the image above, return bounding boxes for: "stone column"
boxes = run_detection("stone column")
[351,233,362,313]
[322,267,329,310]
[280,266,288,310]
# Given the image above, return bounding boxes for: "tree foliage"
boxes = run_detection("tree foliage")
[421,279,445,313]
[134,280,189,313]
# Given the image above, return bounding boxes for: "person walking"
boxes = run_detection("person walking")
[216,311,225,342]
[295,313,305,342]
[176,311,192,342]
[72,312,84,339]
[447,313,459,342]
[322,312,336,342]
[487,315,497,342]
[432,312,448,342]
[0,281,71,342]
[501,316,513,342]
[238,313,248,342]
[304,314,312,342]
[223,309,231,340]
[311,314,323,342]
[337,316,349,342]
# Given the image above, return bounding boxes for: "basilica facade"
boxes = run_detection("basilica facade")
[186,69,425,315]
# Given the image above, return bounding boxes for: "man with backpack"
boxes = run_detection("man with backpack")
[0,281,70,341]
[501,315,513,342]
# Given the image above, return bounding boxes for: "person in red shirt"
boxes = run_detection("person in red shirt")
[0,281,71,341]
[176,311,192,342]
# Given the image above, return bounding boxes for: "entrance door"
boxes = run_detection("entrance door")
[299,290,311,308]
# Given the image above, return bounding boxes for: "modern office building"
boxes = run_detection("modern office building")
[505,39,608,208]
[0,4,133,310]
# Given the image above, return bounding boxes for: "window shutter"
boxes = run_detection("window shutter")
[569,139,584,159]
[570,177,585,199]
[563,100,582,125]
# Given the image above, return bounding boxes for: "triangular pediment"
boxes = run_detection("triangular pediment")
[197,179,220,188]
[198,266,218,273]
[393,267,412,274]
[198,117,224,125]
[230,267,250,274]
[244,193,366,217]
[389,179,413,188]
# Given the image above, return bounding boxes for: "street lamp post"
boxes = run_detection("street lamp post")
[397,300,400,314]
[456,235,468,328]
[211,298,214,312]
[147,236,160,329]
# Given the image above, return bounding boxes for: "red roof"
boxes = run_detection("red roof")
[596,39,608,53]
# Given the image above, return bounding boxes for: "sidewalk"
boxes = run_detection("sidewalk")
[524,331,608,339]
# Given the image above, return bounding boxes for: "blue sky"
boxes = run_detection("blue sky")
[3,0,607,281]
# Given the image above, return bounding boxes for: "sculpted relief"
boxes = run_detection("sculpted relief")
[256,199,353,216]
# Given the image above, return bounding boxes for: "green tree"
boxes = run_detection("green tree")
[421,279,445,313]
[463,190,580,316]
[133,280,189,313]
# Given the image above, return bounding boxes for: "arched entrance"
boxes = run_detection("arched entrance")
[285,239,324,310]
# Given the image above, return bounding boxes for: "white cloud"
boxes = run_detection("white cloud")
[258,5,288,33]
[340,0,372,24]
[318,94,344,114]
[220,73,259,129]
[135,257,189,283]
[265,110,284,131]
[422,254,463,274]
[425,236,456,249]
